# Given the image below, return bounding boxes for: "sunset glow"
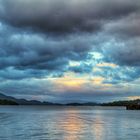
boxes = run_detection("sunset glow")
[0,0,139,103]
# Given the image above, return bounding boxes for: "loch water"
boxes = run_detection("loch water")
[0,106,140,140]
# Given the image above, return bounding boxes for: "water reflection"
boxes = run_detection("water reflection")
[92,116,105,140]
[0,106,140,140]
[58,109,84,140]
[58,109,107,140]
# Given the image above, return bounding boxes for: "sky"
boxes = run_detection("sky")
[0,0,140,103]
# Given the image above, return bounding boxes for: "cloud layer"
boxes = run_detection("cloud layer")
[0,0,140,102]
[0,0,140,34]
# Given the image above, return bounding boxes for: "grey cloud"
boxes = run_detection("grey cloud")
[100,66,140,84]
[98,36,140,67]
[0,34,92,70]
[0,0,139,34]
[115,47,140,66]
[0,67,49,80]
[69,63,93,73]
[0,24,93,79]
[0,0,140,102]
[106,13,140,38]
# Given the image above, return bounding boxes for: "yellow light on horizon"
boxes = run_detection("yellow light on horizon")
[96,62,117,68]
[127,96,140,100]
[47,72,112,92]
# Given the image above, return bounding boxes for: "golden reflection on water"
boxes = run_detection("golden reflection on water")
[58,108,106,140]
[58,109,84,140]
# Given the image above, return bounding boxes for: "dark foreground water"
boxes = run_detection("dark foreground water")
[0,106,140,140]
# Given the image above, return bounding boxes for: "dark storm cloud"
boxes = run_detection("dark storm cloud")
[0,67,50,80]
[102,38,140,66]
[106,13,140,38]
[0,23,93,79]
[110,46,140,66]
[0,0,139,34]
[0,0,140,102]
[0,34,91,70]
[94,66,140,84]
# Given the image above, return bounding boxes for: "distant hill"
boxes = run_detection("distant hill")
[0,99,18,105]
[0,93,140,106]
[0,93,60,105]
[0,93,98,106]
[66,102,98,106]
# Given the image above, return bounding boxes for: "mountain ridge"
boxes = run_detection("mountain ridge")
[0,93,140,106]
[0,93,60,105]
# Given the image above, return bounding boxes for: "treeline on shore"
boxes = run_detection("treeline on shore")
[0,99,18,105]
[101,99,140,106]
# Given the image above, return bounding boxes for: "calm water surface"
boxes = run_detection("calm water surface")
[0,106,140,140]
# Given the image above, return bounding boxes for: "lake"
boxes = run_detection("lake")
[0,106,140,140]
